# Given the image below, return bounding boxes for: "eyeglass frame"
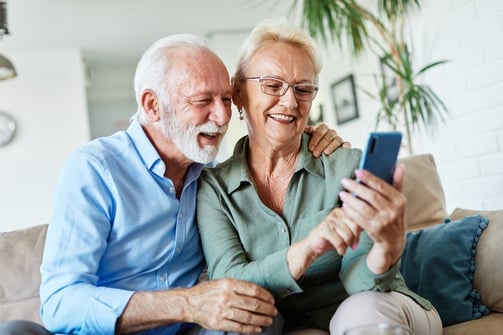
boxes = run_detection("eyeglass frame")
[244,76,319,101]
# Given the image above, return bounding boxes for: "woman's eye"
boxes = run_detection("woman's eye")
[296,87,311,94]
[267,84,282,90]
[193,99,210,105]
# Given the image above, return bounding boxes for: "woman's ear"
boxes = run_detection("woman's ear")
[231,79,243,110]
[141,89,161,122]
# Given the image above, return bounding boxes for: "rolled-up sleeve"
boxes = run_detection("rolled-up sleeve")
[339,232,401,294]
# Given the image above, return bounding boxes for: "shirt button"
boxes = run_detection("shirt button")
[281,228,287,233]
[169,187,175,194]
[160,275,167,282]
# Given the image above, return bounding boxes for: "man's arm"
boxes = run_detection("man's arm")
[305,123,351,157]
[40,152,134,335]
[116,279,277,334]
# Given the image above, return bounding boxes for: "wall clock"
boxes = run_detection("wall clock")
[0,111,17,147]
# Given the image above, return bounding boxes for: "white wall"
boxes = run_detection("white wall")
[411,0,503,212]
[311,0,503,213]
[0,49,89,232]
[87,63,137,138]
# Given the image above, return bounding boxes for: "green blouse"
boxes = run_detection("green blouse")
[197,134,431,331]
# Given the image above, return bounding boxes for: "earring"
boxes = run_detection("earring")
[238,108,244,120]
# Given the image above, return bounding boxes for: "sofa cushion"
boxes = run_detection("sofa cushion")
[443,313,503,335]
[399,154,448,231]
[0,224,47,324]
[449,208,503,313]
[400,214,490,326]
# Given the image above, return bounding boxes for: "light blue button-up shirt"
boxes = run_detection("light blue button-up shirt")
[40,118,206,335]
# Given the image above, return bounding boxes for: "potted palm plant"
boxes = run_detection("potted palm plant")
[290,0,448,154]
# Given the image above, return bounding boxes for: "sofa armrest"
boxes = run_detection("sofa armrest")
[449,208,503,313]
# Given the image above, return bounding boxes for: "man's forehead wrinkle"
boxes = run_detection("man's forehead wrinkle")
[167,48,230,100]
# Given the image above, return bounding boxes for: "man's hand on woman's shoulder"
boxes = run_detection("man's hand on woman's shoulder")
[305,123,351,158]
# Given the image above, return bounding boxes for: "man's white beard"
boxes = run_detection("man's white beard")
[158,107,227,164]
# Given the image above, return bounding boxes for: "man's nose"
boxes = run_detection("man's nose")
[209,98,231,126]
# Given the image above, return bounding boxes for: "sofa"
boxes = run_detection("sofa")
[0,153,502,334]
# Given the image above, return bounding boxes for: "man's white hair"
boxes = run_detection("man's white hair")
[132,34,212,124]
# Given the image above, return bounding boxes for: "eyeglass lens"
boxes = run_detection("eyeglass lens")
[260,78,318,101]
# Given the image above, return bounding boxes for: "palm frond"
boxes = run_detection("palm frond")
[378,0,421,19]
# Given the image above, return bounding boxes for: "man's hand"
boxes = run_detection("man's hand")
[116,278,277,334]
[185,278,277,333]
[305,123,351,158]
[338,163,407,274]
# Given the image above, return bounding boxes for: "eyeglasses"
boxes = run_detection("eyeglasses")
[244,76,319,101]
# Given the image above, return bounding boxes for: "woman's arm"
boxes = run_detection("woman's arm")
[286,208,362,280]
[338,164,407,274]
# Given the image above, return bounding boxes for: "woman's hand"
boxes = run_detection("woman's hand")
[286,208,361,280]
[338,163,407,274]
[305,123,351,157]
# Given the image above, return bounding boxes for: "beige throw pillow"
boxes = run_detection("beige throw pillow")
[399,154,448,231]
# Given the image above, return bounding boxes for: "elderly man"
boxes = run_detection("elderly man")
[0,34,345,335]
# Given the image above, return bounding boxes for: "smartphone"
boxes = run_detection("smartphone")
[358,131,402,184]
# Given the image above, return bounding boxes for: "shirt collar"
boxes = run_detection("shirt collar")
[226,133,325,193]
[225,136,251,193]
[297,133,325,178]
[126,117,161,171]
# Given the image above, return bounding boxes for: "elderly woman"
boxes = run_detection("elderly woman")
[196,21,441,335]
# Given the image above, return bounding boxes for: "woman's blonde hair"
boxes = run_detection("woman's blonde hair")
[233,19,322,84]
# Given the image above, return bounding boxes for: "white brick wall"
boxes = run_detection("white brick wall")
[412,0,503,212]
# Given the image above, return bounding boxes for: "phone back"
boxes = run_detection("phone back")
[359,132,402,184]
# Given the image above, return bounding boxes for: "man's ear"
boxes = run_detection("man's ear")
[141,89,161,122]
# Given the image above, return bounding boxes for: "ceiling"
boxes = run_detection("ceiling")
[1,0,295,68]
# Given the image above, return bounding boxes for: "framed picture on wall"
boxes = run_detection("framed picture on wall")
[330,74,359,125]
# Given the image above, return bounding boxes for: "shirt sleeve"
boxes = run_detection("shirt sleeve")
[339,231,401,294]
[40,151,134,335]
[197,172,302,299]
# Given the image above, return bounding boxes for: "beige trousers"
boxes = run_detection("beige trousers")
[329,291,442,335]
[186,291,442,335]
